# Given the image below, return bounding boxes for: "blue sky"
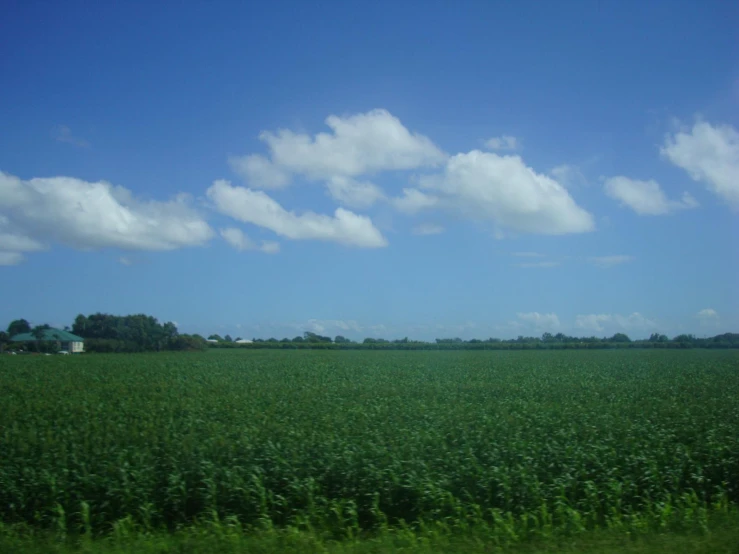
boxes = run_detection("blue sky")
[1,0,738,340]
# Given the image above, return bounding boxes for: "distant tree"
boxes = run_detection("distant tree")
[292,336,304,343]
[304,331,332,343]
[31,324,50,352]
[649,333,669,343]
[72,314,88,336]
[609,333,631,343]
[224,335,233,342]
[7,319,31,337]
[541,332,553,342]
[208,334,223,341]
[0,331,8,353]
[234,337,243,342]
[334,335,351,344]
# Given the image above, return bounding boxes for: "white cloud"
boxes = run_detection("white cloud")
[53,125,89,148]
[661,121,739,209]
[588,255,634,268]
[260,240,280,254]
[418,151,594,234]
[231,109,446,187]
[0,171,214,254]
[207,180,387,248]
[0,232,45,252]
[0,252,24,266]
[484,135,519,151]
[575,312,656,334]
[697,308,720,327]
[604,176,698,215]
[229,154,291,189]
[515,261,559,268]
[550,164,586,188]
[220,227,280,253]
[292,319,363,335]
[412,223,444,235]
[391,188,439,214]
[574,314,611,333]
[118,256,132,266]
[325,176,386,209]
[517,312,561,329]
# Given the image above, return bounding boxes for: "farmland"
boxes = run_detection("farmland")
[1,349,738,553]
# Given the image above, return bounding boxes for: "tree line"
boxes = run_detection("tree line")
[2,315,209,353]
[208,330,739,350]
[3,315,737,354]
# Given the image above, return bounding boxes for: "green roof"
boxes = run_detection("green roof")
[10,328,84,342]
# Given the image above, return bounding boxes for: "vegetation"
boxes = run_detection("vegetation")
[5,313,738,354]
[3,314,208,353]
[0,349,737,553]
[208,330,739,350]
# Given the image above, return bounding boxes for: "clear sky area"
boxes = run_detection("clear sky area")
[1,0,737,340]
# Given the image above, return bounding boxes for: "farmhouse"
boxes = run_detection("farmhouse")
[10,328,85,353]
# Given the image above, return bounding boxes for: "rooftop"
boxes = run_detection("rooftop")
[11,328,84,342]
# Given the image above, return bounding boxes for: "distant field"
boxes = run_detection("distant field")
[1,349,738,552]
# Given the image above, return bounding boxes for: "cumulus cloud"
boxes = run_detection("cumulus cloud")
[229,154,291,189]
[391,188,439,214]
[0,252,24,266]
[325,176,386,209]
[484,135,519,151]
[575,312,656,334]
[604,176,698,215]
[231,109,446,188]
[0,171,213,262]
[207,180,387,248]
[220,227,280,253]
[289,319,363,335]
[517,312,561,329]
[0,231,45,253]
[412,223,445,235]
[414,151,594,234]
[588,255,634,268]
[661,121,739,209]
[550,164,586,188]
[697,308,720,327]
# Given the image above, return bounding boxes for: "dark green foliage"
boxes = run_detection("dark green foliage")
[6,318,31,336]
[71,313,186,352]
[208,332,739,350]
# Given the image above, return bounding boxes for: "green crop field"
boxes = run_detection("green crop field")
[1,349,738,553]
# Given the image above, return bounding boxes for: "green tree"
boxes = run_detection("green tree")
[31,324,50,353]
[0,331,8,353]
[208,334,223,341]
[224,334,233,343]
[609,333,631,343]
[7,319,31,337]
[334,335,351,344]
